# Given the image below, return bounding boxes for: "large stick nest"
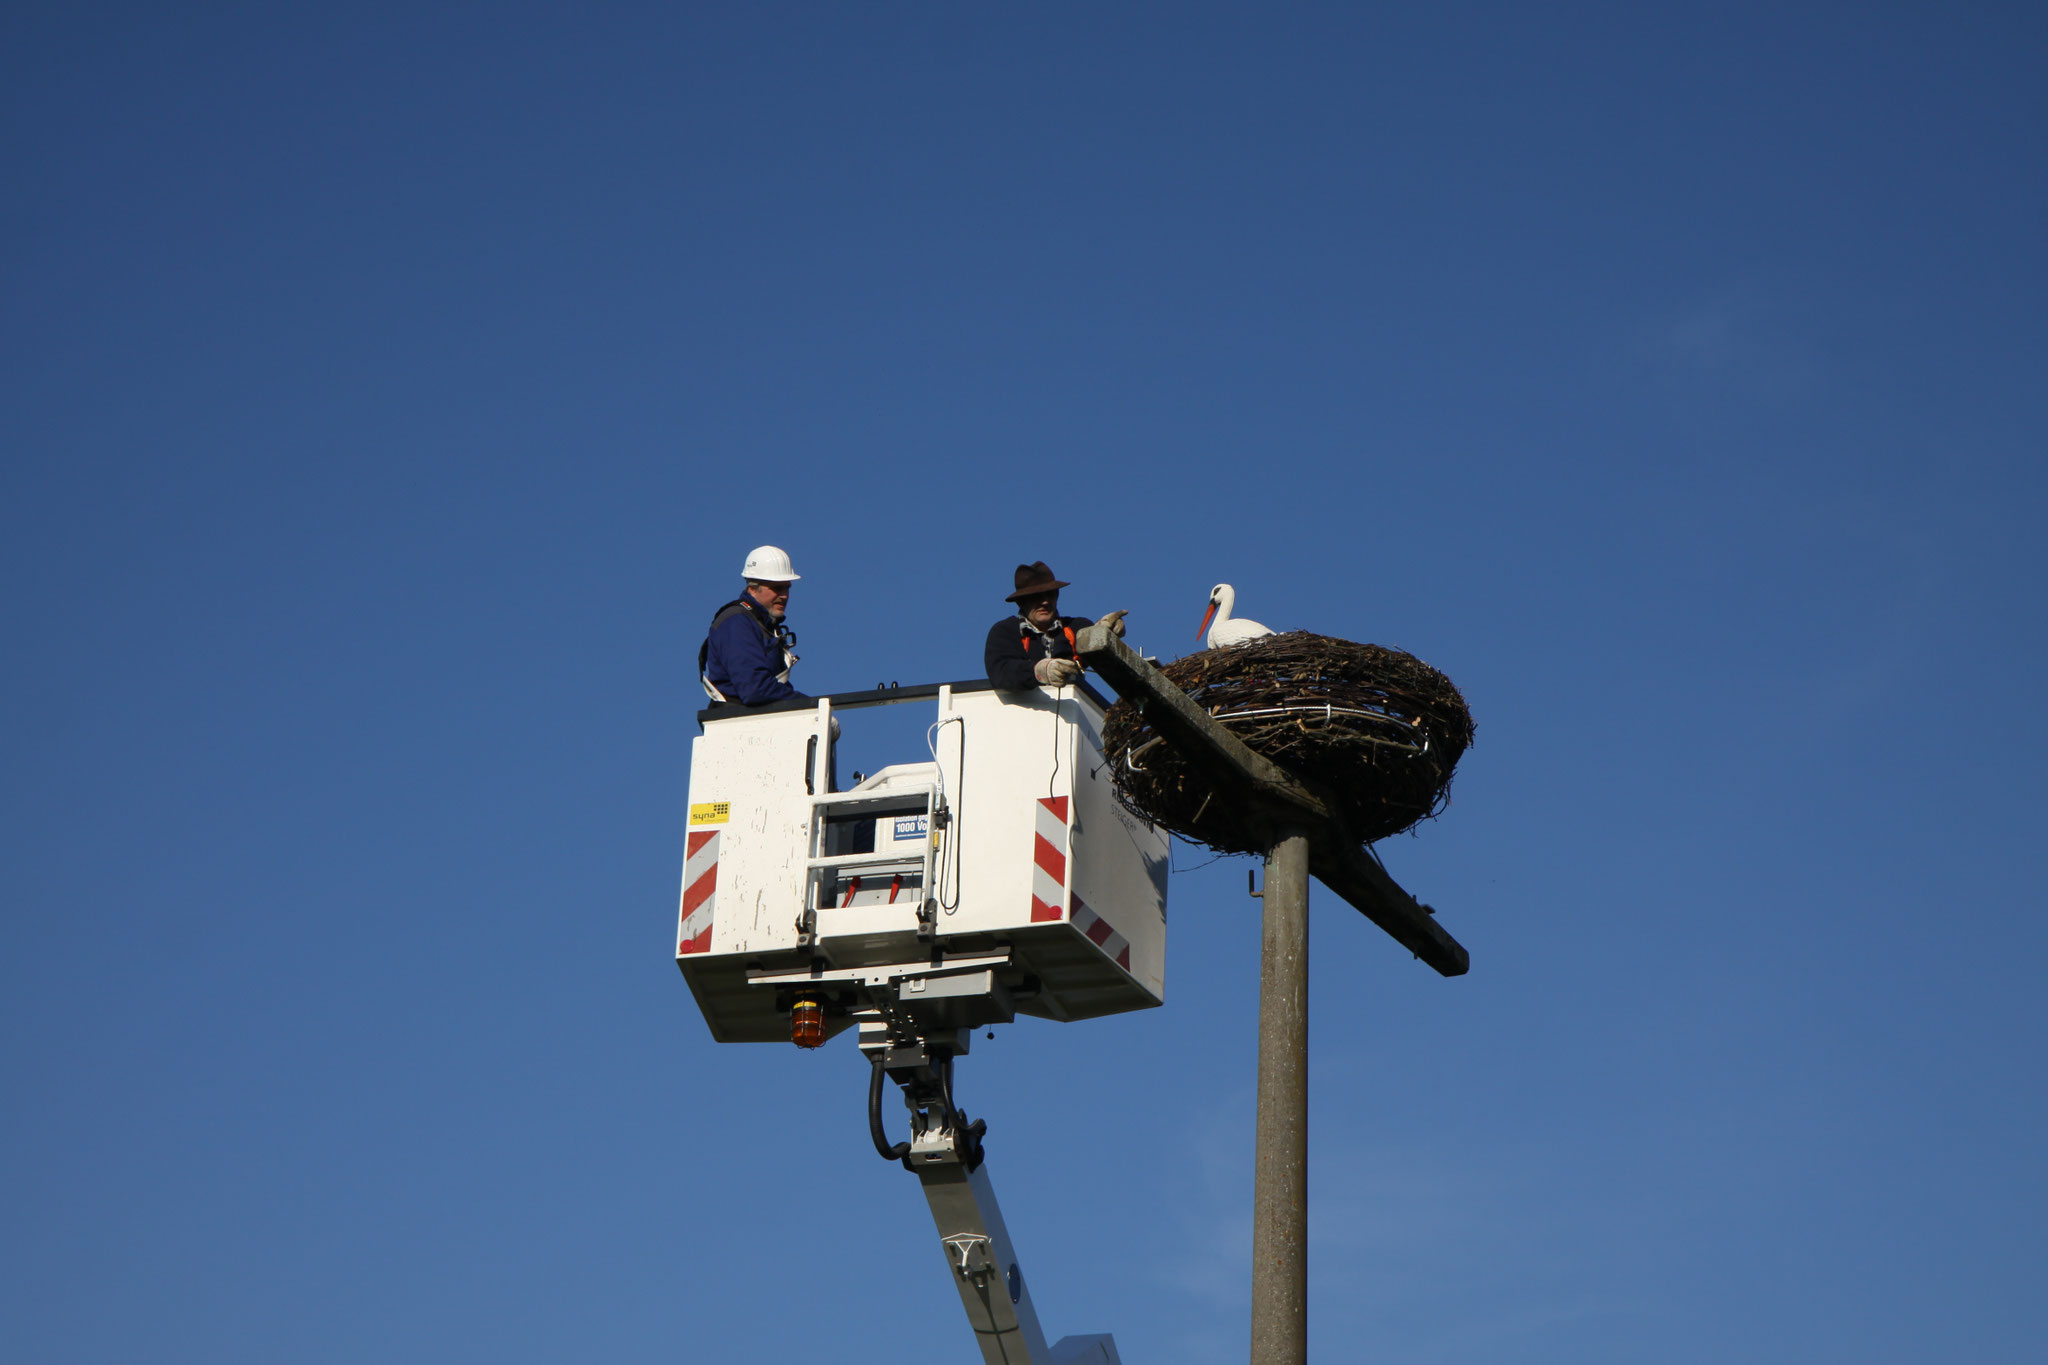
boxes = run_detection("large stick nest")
[1100,632,1474,854]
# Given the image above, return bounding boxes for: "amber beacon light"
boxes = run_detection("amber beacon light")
[790,992,825,1049]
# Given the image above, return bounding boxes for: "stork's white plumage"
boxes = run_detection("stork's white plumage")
[1198,583,1274,649]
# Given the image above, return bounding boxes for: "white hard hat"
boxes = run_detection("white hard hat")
[741,545,801,582]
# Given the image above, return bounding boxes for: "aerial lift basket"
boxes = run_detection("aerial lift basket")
[676,679,1169,1044]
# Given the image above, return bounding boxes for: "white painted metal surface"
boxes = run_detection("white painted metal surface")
[676,681,1170,1043]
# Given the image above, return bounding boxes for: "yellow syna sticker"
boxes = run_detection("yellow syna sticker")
[689,801,731,826]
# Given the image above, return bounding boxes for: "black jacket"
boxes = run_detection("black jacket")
[985,614,1094,690]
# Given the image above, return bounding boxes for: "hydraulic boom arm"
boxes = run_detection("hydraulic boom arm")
[859,1015,1120,1365]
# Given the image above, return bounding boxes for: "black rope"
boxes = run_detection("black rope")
[1046,691,1062,800]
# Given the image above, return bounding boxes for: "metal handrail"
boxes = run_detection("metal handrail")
[700,676,1111,723]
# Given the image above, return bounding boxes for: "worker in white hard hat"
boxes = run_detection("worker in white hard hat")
[700,546,808,705]
[984,560,1127,691]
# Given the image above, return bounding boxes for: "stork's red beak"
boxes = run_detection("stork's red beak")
[1197,601,1218,640]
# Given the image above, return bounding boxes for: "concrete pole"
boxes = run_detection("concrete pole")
[1250,828,1311,1365]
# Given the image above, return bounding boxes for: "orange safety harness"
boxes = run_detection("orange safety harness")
[1019,623,1078,658]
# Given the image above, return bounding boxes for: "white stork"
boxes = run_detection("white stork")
[1198,583,1274,649]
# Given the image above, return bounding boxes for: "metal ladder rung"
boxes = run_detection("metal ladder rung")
[807,851,929,873]
[810,786,938,809]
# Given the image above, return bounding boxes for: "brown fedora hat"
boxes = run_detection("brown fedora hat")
[1005,561,1071,602]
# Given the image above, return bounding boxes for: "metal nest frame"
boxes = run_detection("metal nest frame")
[1100,631,1475,854]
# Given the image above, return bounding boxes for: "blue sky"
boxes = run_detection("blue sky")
[4,4,2043,1362]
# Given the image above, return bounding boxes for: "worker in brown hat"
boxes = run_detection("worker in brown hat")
[983,561,1128,691]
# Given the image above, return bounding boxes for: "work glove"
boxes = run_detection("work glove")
[1094,609,1128,638]
[1034,657,1084,687]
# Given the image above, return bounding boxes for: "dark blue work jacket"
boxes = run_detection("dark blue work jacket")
[700,597,804,706]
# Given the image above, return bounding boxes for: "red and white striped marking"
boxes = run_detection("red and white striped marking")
[1072,896,1132,971]
[1028,796,1130,969]
[678,829,719,955]
[1030,796,1069,922]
